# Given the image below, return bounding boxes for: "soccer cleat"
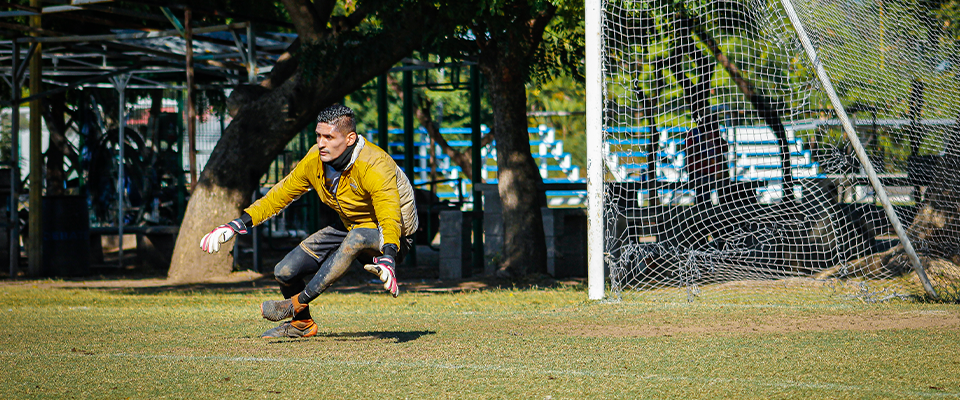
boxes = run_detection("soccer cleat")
[260,320,318,338]
[363,259,399,297]
[259,296,307,322]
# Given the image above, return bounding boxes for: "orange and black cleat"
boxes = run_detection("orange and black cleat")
[260,295,308,322]
[261,319,318,338]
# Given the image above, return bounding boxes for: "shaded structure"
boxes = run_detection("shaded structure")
[0,1,289,274]
[0,1,491,278]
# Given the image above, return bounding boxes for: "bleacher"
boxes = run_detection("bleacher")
[370,125,587,207]
[365,123,837,208]
[603,124,827,205]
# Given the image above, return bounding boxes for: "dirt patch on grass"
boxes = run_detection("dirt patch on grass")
[566,310,960,337]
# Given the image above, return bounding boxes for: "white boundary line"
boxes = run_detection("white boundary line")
[1,350,956,397]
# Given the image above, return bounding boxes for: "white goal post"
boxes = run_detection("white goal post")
[586,0,605,300]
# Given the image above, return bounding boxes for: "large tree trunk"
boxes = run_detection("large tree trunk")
[816,130,960,287]
[683,11,792,196]
[482,64,548,277]
[467,2,556,277]
[665,15,727,249]
[904,130,960,262]
[167,9,432,282]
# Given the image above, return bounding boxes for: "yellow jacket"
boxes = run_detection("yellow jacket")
[244,136,418,250]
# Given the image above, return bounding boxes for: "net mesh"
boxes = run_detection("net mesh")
[600,0,960,302]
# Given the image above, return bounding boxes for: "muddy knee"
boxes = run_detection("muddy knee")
[338,228,381,257]
[273,247,317,284]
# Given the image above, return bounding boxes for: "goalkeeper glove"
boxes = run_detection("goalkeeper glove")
[364,253,399,297]
[199,218,248,254]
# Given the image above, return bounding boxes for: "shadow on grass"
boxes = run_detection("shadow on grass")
[266,330,436,344]
[47,278,279,295]
[27,271,586,295]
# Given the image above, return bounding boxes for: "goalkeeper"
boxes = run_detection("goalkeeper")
[199,104,418,338]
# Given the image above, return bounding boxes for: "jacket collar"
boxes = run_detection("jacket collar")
[321,135,365,173]
[344,135,365,170]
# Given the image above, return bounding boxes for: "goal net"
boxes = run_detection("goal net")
[592,0,960,302]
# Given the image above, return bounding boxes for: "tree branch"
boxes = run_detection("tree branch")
[678,9,792,193]
[314,0,336,30]
[470,22,489,51]
[527,4,557,42]
[279,0,323,42]
[260,37,301,90]
[334,4,371,34]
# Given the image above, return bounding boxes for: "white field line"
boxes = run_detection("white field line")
[0,350,957,397]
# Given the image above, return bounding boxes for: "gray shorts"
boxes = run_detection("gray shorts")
[274,226,414,299]
[298,226,413,265]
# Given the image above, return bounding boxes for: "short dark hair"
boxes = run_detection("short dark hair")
[316,104,356,136]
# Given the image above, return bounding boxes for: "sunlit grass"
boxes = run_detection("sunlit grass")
[1,281,958,399]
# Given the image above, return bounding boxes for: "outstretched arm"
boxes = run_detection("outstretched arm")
[201,150,316,254]
[243,150,316,226]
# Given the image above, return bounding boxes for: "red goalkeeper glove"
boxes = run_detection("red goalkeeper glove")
[364,254,398,297]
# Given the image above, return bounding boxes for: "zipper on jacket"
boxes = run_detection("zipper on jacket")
[331,168,348,222]
[325,143,358,227]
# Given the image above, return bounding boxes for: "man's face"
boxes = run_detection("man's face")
[316,122,357,163]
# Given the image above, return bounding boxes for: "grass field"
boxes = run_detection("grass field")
[1,278,959,399]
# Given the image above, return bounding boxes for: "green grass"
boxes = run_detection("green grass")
[1,281,959,399]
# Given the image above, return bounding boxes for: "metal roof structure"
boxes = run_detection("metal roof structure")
[0,0,296,95]
[0,24,295,92]
[0,0,297,275]
[0,1,478,276]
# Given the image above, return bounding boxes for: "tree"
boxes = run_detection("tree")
[167,0,446,282]
[446,0,583,277]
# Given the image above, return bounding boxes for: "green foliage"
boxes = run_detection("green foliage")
[297,0,442,86]
[422,0,585,86]
[528,14,586,86]
[925,0,960,39]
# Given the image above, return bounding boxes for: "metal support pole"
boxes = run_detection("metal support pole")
[110,74,131,269]
[377,74,389,151]
[246,23,256,83]
[9,40,20,277]
[185,7,197,189]
[402,70,416,267]
[780,0,937,298]
[402,70,415,179]
[175,91,186,223]
[27,1,42,277]
[586,0,605,300]
[431,102,440,194]
[251,191,260,272]
[470,66,484,274]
